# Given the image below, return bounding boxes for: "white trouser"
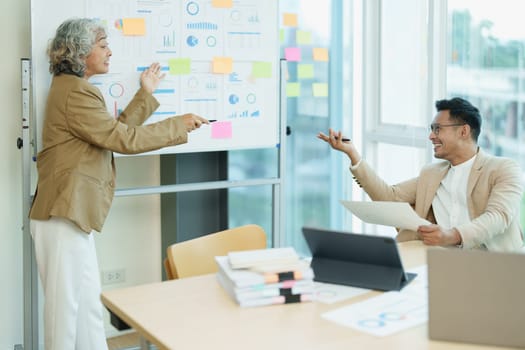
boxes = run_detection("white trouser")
[30,217,108,350]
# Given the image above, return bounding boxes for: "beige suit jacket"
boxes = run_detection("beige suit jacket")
[30,74,188,233]
[351,150,523,252]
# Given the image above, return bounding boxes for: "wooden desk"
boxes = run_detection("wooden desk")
[101,242,507,350]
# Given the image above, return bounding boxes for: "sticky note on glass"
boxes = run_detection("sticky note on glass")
[252,62,272,78]
[122,18,146,36]
[212,57,233,74]
[212,0,232,7]
[168,58,191,75]
[297,64,314,79]
[312,83,328,97]
[283,13,298,27]
[211,121,232,139]
[313,47,329,61]
[280,29,285,43]
[286,82,300,97]
[285,47,301,62]
[296,30,312,45]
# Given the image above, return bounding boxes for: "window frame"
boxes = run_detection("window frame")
[353,0,448,233]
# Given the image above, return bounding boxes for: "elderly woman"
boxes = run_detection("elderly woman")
[29,18,208,349]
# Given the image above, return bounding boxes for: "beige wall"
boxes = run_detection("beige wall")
[0,1,163,347]
[1,0,29,348]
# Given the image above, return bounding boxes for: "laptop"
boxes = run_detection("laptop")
[428,248,525,348]
[302,226,416,291]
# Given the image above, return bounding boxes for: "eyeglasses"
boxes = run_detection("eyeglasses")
[429,123,465,135]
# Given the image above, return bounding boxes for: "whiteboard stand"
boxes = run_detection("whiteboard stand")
[19,58,39,350]
[275,59,288,247]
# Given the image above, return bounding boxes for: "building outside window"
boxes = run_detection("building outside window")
[446,0,525,228]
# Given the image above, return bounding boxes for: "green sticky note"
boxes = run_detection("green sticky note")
[168,58,191,75]
[296,30,312,45]
[312,83,328,97]
[297,64,314,79]
[286,82,300,97]
[252,61,272,78]
[280,29,285,43]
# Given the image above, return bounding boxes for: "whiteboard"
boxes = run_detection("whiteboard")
[31,0,280,154]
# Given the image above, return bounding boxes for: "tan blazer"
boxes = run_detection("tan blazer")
[30,74,188,233]
[351,150,523,252]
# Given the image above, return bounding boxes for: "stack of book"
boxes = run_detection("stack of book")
[215,247,315,307]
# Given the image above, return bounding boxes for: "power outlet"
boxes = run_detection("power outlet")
[102,268,126,285]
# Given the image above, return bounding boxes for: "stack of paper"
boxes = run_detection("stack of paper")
[215,248,315,307]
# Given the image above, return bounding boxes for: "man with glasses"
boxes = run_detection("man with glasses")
[318,97,523,252]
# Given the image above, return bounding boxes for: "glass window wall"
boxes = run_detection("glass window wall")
[446,0,525,229]
[227,0,350,255]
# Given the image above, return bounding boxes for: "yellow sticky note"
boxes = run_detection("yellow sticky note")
[313,48,329,61]
[212,57,233,74]
[286,82,300,97]
[122,18,146,36]
[168,58,191,75]
[297,64,314,79]
[283,13,298,27]
[212,0,232,8]
[312,83,328,97]
[252,62,272,78]
[296,30,312,45]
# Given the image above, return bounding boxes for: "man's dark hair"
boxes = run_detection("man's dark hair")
[435,97,481,142]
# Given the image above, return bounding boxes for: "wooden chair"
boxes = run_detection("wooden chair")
[165,224,267,280]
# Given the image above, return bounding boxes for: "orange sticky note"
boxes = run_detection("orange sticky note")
[212,0,233,7]
[122,18,146,36]
[313,48,329,61]
[212,57,233,74]
[283,13,298,27]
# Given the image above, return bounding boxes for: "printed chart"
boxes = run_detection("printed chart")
[85,0,279,154]
[322,266,428,337]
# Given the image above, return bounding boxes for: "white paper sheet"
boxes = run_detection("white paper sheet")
[313,282,370,304]
[340,200,430,231]
[322,266,428,337]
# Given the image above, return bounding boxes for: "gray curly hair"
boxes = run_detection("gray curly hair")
[47,18,106,77]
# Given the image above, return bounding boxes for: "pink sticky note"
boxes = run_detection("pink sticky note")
[211,121,232,139]
[285,47,301,62]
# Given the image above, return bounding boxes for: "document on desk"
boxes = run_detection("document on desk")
[340,200,430,231]
[313,282,370,304]
[322,266,428,337]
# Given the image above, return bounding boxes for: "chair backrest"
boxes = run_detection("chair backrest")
[166,224,267,279]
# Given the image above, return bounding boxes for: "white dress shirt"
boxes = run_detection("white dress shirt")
[432,155,477,230]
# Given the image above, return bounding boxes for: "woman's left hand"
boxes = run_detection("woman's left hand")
[141,62,165,94]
